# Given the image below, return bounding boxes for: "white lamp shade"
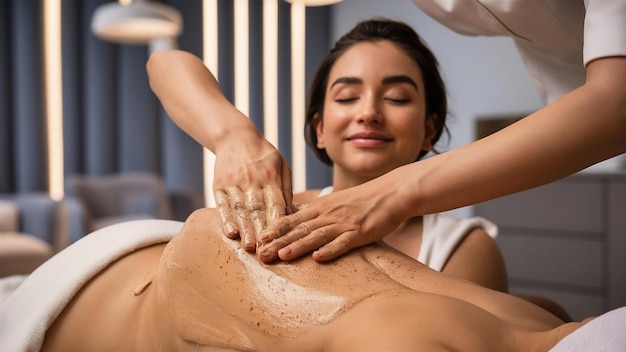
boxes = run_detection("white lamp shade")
[92,1,183,44]
[284,0,342,6]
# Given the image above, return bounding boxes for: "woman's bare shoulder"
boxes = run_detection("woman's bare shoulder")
[443,228,508,292]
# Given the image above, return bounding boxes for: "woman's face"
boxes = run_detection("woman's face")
[316,40,435,184]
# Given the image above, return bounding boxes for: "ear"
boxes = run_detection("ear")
[314,113,326,149]
[421,114,437,151]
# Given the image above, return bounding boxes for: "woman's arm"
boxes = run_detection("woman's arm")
[146,50,294,251]
[258,56,626,262]
[442,229,508,293]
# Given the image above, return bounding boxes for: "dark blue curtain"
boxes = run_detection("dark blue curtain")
[0,0,14,192]
[61,0,203,190]
[0,0,332,196]
[0,0,46,193]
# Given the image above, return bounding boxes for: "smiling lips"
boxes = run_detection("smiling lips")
[346,131,393,147]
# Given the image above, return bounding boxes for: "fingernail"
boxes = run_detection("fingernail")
[244,242,255,253]
[279,247,292,259]
[259,248,276,262]
[226,223,236,235]
[312,249,324,261]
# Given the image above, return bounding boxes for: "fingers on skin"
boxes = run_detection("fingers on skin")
[252,212,266,237]
[311,233,356,262]
[258,222,314,262]
[258,239,288,262]
[245,187,265,212]
[263,186,287,223]
[259,207,320,244]
[215,190,238,238]
[236,211,258,253]
[281,162,295,214]
[216,184,286,253]
[228,187,256,252]
[278,224,356,262]
[250,209,266,245]
[259,214,300,245]
[227,186,247,210]
[259,219,354,263]
[246,187,267,242]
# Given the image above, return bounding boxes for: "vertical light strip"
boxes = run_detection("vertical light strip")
[202,0,218,207]
[43,0,64,200]
[290,1,306,192]
[234,0,249,117]
[262,0,278,148]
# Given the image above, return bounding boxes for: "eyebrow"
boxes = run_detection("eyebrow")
[382,75,418,90]
[330,75,418,90]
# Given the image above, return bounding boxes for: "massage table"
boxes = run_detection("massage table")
[0,220,624,351]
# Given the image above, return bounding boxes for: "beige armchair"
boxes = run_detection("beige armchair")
[65,173,174,233]
[0,200,53,278]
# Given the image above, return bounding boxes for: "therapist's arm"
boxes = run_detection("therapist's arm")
[146,50,294,252]
[258,56,626,263]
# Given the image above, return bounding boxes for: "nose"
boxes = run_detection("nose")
[356,96,383,125]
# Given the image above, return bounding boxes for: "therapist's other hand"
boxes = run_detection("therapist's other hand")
[257,180,405,262]
[213,131,294,252]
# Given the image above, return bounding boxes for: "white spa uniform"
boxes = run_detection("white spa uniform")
[318,187,498,271]
[411,0,626,104]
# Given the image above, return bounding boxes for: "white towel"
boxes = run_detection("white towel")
[550,306,626,351]
[0,274,28,304]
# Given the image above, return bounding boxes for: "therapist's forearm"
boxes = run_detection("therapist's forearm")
[146,50,262,152]
[388,56,626,219]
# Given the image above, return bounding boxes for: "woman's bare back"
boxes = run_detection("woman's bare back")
[43,208,585,351]
[160,209,581,350]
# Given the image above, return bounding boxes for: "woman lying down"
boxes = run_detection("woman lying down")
[0,208,624,351]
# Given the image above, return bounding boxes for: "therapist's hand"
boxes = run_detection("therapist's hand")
[213,131,294,252]
[257,179,406,262]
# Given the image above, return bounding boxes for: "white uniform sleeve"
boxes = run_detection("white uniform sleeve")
[583,0,626,65]
[419,213,498,271]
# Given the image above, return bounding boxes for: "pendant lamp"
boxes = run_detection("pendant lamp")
[284,0,342,5]
[91,0,183,44]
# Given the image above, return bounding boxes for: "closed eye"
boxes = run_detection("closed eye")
[385,97,410,104]
[335,97,359,103]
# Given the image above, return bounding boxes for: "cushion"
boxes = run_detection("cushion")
[0,233,53,278]
[0,201,18,232]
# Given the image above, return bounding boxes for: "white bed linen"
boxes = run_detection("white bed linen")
[550,306,626,351]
